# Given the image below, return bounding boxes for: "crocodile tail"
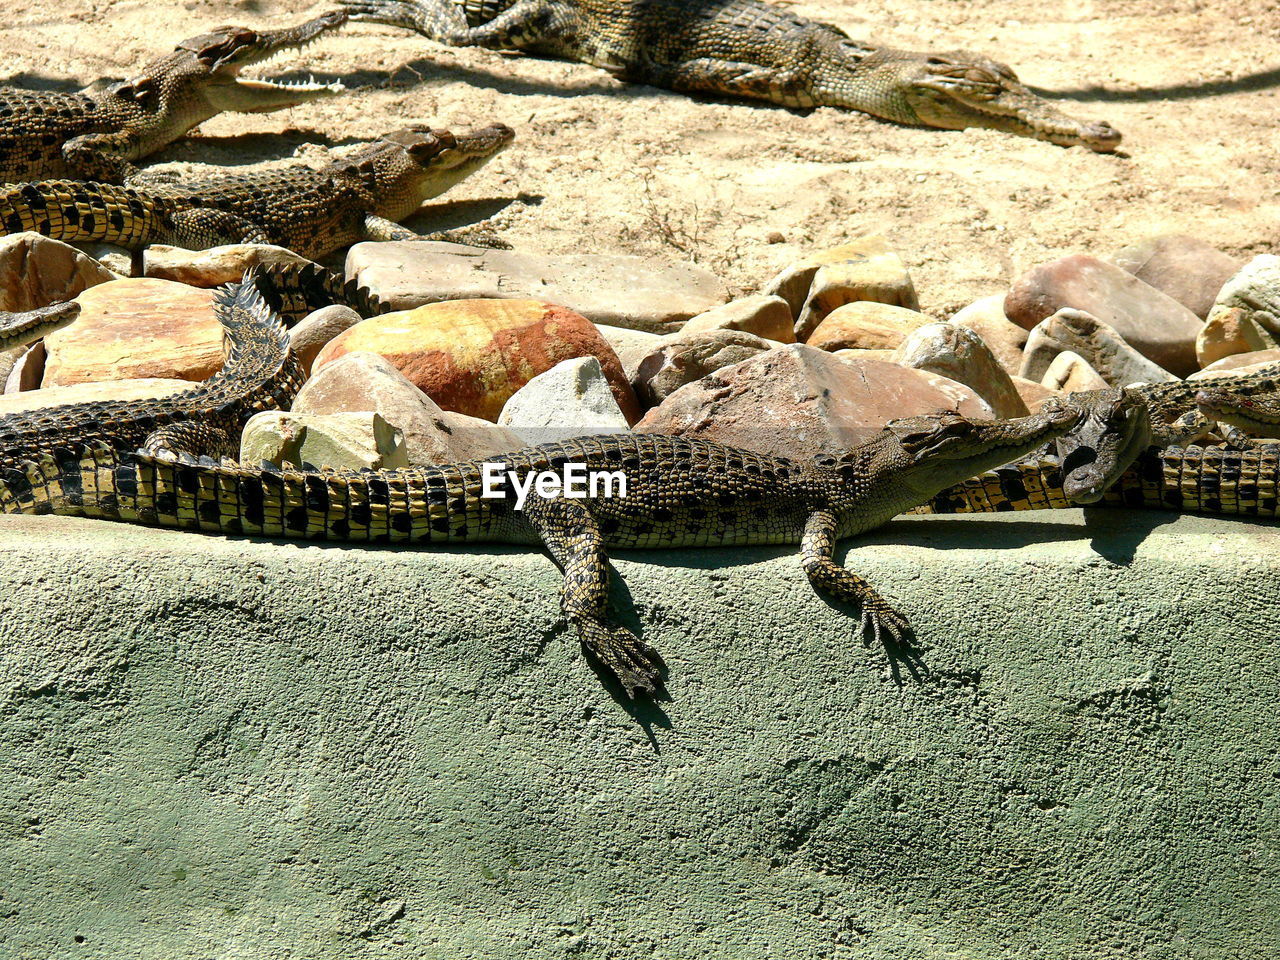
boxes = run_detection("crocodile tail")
[194,270,306,416]
[250,260,393,326]
[0,180,168,247]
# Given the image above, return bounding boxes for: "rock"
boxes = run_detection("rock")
[0,376,190,413]
[241,411,409,471]
[1010,375,1062,412]
[680,295,795,343]
[1110,234,1243,319]
[346,241,731,334]
[1040,351,1108,393]
[893,323,1029,418]
[72,242,134,277]
[313,298,641,424]
[1207,256,1280,339]
[761,236,919,341]
[289,304,364,374]
[1004,254,1203,376]
[143,243,314,287]
[635,343,990,458]
[41,278,221,388]
[805,301,933,352]
[0,232,117,311]
[498,356,630,444]
[592,324,665,381]
[293,351,524,465]
[831,348,897,363]
[1195,307,1279,369]
[3,342,44,393]
[0,346,22,391]
[950,294,1028,374]
[1193,349,1280,378]
[1019,308,1177,387]
[632,329,774,407]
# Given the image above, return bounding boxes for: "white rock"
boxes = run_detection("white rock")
[498,356,630,444]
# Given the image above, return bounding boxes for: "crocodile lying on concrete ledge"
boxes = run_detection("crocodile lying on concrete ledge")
[0,405,1083,696]
[0,123,514,259]
[340,0,1121,151]
[0,12,349,184]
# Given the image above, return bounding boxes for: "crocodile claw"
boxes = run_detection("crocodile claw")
[578,620,665,698]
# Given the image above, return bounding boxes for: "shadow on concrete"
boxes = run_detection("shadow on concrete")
[1031,66,1280,103]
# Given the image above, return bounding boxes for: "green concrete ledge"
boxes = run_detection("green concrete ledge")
[1,511,1279,959]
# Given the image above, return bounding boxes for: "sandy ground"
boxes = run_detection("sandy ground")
[3,0,1278,315]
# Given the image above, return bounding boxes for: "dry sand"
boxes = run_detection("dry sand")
[4,0,1278,314]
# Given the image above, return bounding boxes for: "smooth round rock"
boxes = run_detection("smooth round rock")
[805,302,933,352]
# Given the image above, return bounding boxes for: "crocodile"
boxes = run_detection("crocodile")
[919,440,1280,522]
[0,123,515,260]
[0,403,1082,695]
[339,0,1121,151]
[0,302,82,352]
[0,12,348,184]
[0,260,392,471]
[1043,362,1280,503]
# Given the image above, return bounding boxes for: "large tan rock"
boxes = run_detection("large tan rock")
[1020,308,1177,387]
[498,356,630,444]
[633,329,774,407]
[42,278,221,387]
[762,236,919,341]
[1010,376,1062,413]
[1110,234,1243,320]
[313,298,641,424]
[4,343,44,393]
[635,343,990,458]
[893,323,1028,419]
[289,305,364,374]
[0,377,190,413]
[292,351,524,465]
[950,294,1029,375]
[680,295,794,343]
[1040,351,1108,393]
[143,243,313,287]
[1004,255,1203,376]
[805,301,933,352]
[0,232,117,311]
[1193,349,1280,378]
[346,242,731,334]
[1195,307,1279,369]
[241,411,410,471]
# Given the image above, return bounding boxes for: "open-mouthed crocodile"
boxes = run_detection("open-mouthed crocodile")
[340,0,1120,151]
[0,404,1083,696]
[0,123,514,260]
[0,260,392,472]
[0,12,349,184]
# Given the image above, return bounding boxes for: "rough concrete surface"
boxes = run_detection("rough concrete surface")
[1,511,1278,959]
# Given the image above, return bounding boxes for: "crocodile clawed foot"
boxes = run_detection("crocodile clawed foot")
[578,620,665,698]
[859,601,912,650]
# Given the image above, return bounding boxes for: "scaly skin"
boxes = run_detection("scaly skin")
[1048,363,1280,503]
[0,302,81,351]
[341,0,1120,151]
[0,124,515,259]
[0,12,348,184]
[0,260,393,472]
[0,404,1083,695]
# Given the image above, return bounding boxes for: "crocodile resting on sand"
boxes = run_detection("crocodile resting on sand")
[340,0,1120,151]
[0,123,514,260]
[0,403,1084,696]
[0,12,348,184]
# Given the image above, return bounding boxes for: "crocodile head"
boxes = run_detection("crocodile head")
[835,400,1084,522]
[1053,387,1153,503]
[839,48,1121,152]
[1195,387,1280,438]
[97,12,348,146]
[344,123,516,217]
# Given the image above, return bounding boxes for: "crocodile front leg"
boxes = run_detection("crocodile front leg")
[801,509,911,648]
[362,213,511,249]
[141,422,238,460]
[165,208,273,248]
[62,132,144,184]
[523,494,665,697]
[629,58,817,109]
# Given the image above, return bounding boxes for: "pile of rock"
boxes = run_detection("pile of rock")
[2,229,1274,469]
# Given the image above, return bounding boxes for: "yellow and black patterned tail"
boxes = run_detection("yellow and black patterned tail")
[0,179,172,247]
